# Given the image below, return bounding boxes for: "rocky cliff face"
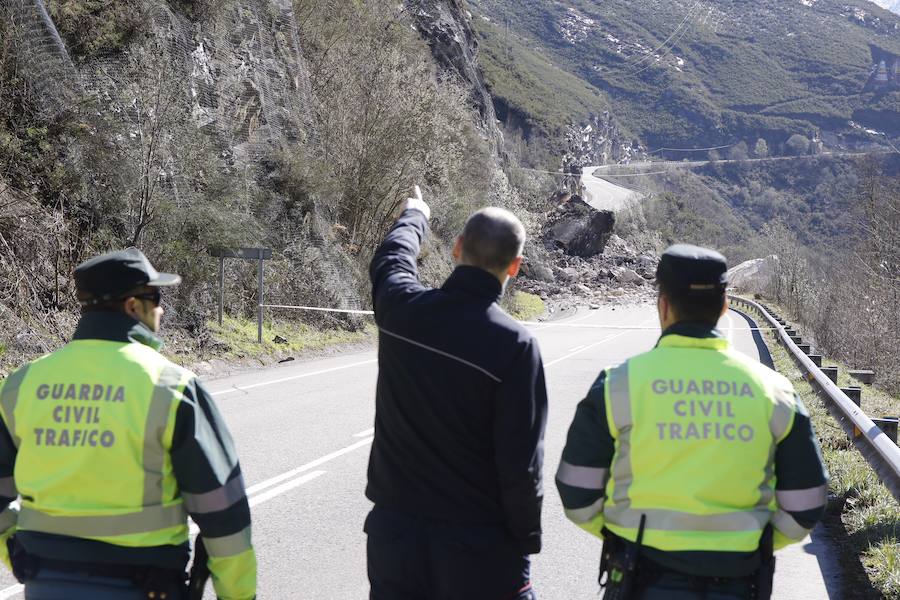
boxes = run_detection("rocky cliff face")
[562,112,643,171]
[406,0,502,148]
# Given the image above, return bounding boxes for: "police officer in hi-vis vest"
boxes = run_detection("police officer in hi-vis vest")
[0,248,256,599]
[556,244,828,600]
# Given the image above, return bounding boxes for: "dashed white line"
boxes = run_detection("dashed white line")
[249,471,326,507]
[545,318,658,369]
[185,439,375,535]
[245,437,374,496]
[353,428,375,438]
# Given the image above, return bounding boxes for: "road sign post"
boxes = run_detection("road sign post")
[218,256,225,326]
[211,248,273,343]
[258,256,265,344]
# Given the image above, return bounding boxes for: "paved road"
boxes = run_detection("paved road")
[0,304,839,599]
[590,150,884,175]
[580,165,640,211]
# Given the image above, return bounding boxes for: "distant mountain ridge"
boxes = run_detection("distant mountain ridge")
[470,0,900,157]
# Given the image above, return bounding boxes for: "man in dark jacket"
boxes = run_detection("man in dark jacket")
[365,187,548,600]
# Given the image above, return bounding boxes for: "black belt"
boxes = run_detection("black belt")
[38,557,154,580]
[33,556,187,596]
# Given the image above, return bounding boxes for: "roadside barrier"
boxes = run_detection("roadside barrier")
[729,295,900,504]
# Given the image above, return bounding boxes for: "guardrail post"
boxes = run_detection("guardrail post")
[790,335,803,345]
[821,366,838,384]
[797,343,811,354]
[785,328,797,337]
[873,418,899,445]
[849,370,876,385]
[841,387,862,407]
[809,354,823,367]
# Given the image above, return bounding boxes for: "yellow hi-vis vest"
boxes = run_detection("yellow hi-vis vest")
[602,334,796,553]
[0,338,192,548]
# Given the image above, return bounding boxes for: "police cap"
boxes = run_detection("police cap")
[74,248,181,305]
[655,244,728,296]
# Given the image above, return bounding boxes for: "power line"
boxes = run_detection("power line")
[626,1,702,72]
[648,143,737,155]
[628,22,694,77]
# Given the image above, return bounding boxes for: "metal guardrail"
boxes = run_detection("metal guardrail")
[729,295,900,504]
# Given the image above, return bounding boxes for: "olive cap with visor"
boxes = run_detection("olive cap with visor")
[655,244,728,296]
[74,247,181,306]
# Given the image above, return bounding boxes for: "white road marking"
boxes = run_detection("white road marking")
[245,437,374,496]
[353,427,375,438]
[186,438,376,536]
[210,359,377,397]
[724,311,735,342]
[524,310,602,332]
[545,318,658,369]
[249,471,326,507]
[568,345,586,353]
[0,585,22,599]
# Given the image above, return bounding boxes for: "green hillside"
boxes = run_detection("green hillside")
[470,0,900,151]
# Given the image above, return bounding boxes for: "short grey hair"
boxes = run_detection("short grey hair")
[460,207,526,273]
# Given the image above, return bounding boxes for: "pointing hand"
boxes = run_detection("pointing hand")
[404,186,431,220]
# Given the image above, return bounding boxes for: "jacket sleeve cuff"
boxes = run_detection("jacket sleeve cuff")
[517,533,542,555]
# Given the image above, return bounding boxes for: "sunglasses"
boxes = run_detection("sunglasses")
[131,290,162,305]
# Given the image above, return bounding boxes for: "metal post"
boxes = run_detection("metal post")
[218,256,225,326]
[257,257,264,344]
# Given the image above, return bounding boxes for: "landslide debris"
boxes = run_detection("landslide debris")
[519,195,658,309]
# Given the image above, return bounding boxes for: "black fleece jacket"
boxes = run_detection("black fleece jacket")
[365,209,548,554]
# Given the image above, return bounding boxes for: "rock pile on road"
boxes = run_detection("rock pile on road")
[520,231,658,309]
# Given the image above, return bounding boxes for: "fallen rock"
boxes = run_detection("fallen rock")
[617,269,644,284]
[604,234,632,256]
[553,266,578,282]
[545,197,615,257]
[522,260,555,282]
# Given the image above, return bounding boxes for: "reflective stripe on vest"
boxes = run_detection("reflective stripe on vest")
[603,336,795,552]
[0,507,17,532]
[144,365,185,507]
[204,525,253,558]
[18,503,185,537]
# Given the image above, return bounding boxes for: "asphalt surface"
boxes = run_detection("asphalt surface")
[580,166,640,211]
[0,303,840,599]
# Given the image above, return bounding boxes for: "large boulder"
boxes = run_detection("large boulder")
[545,197,615,257]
